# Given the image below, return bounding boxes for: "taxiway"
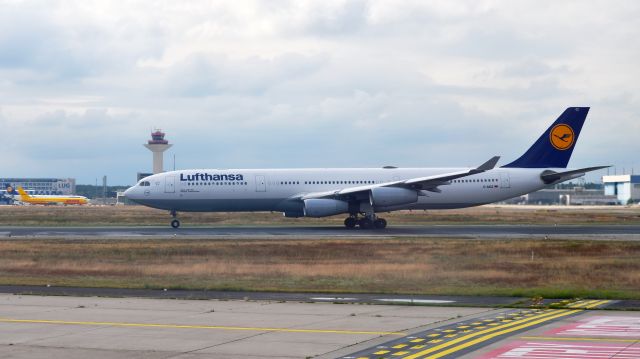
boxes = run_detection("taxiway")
[0,294,634,359]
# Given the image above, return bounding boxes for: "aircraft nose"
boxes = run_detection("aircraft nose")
[123,186,136,199]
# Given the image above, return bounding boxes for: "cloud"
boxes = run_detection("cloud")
[501,59,569,78]
[0,1,638,184]
[165,52,327,97]
[0,1,165,84]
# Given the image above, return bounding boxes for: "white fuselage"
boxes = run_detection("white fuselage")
[124,167,555,214]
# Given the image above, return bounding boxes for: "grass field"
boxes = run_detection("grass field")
[1,237,638,299]
[1,204,639,226]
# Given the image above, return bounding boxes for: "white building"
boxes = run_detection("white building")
[603,175,640,204]
[0,178,76,195]
[521,188,617,205]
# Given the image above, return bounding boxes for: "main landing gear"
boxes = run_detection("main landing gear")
[170,210,180,229]
[344,215,387,230]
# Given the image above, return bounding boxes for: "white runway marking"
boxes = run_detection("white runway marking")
[376,298,455,304]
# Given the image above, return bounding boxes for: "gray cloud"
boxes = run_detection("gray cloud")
[166,53,328,97]
[0,1,638,184]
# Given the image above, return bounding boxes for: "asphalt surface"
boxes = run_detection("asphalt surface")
[1,285,636,310]
[0,294,633,359]
[0,294,493,359]
[0,285,522,307]
[1,224,640,239]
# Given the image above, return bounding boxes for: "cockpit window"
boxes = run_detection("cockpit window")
[139,181,151,187]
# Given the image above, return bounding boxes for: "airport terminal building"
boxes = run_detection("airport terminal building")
[603,175,640,204]
[0,178,76,196]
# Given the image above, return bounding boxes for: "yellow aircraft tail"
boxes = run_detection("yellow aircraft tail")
[16,186,31,201]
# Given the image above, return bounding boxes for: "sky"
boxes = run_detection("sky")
[0,0,638,185]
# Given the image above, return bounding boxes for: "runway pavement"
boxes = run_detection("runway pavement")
[0,294,633,359]
[0,285,522,307]
[1,224,640,239]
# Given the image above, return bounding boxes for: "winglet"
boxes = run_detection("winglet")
[477,156,500,171]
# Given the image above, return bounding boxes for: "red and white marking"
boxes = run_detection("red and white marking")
[549,316,640,337]
[480,341,640,358]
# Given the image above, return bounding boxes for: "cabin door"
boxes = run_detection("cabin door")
[165,176,175,193]
[500,172,511,189]
[255,175,266,192]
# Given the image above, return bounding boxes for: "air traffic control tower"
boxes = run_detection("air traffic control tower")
[144,129,172,174]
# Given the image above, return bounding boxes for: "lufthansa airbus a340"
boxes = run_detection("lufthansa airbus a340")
[124,107,608,229]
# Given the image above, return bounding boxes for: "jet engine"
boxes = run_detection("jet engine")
[303,199,349,217]
[370,187,418,207]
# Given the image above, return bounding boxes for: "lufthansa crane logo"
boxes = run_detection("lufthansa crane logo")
[550,124,575,150]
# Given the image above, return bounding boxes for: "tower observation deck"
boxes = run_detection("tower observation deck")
[143,129,172,174]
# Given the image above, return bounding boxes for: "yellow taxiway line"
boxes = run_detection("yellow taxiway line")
[568,299,611,309]
[0,318,406,336]
[402,309,581,359]
[583,299,611,308]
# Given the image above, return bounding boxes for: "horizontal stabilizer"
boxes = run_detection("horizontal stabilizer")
[540,165,610,184]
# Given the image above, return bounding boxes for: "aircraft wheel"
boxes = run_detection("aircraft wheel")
[344,217,357,229]
[358,218,373,229]
[170,219,181,229]
[374,218,387,229]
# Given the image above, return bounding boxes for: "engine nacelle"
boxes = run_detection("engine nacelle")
[370,187,418,207]
[303,199,349,217]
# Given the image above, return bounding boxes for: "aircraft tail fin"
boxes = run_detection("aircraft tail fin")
[503,107,589,168]
[16,186,31,200]
[5,185,17,195]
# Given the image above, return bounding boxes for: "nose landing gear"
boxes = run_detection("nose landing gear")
[170,210,180,228]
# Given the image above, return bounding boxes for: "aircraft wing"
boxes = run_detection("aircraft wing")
[299,156,500,200]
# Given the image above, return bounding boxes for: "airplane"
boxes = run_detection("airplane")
[13,186,89,205]
[124,107,608,229]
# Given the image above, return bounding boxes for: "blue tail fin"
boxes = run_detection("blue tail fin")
[502,107,589,168]
[4,185,16,195]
